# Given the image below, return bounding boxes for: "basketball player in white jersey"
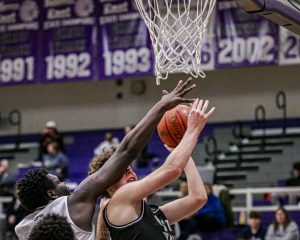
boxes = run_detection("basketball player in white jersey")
[15,78,196,240]
[89,99,215,240]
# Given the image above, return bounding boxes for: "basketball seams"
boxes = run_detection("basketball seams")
[164,113,178,147]
[176,107,187,131]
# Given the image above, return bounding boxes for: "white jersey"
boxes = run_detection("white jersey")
[15,196,95,240]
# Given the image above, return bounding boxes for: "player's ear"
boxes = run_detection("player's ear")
[47,189,57,200]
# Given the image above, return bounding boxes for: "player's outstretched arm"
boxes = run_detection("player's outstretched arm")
[67,78,196,230]
[160,157,207,224]
[111,99,215,206]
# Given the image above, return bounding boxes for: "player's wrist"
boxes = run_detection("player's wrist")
[186,125,202,134]
[155,100,170,113]
[184,129,200,142]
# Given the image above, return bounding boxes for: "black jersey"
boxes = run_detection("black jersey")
[103,200,175,240]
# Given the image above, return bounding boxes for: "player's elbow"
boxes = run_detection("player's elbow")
[191,192,208,211]
[200,193,208,206]
[163,165,182,180]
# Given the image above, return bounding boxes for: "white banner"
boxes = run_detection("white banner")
[201,8,216,71]
[280,27,300,65]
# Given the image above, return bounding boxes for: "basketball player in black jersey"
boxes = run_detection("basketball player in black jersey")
[89,99,215,240]
[15,78,196,240]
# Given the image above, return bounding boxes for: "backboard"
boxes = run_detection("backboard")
[234,0,300,35]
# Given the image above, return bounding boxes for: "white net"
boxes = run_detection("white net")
[135,0,216,85]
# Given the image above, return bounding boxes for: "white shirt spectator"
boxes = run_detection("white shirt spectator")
[265,221,299,240]
[94,132,119,156]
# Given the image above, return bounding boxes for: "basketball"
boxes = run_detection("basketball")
[157,104,191,148]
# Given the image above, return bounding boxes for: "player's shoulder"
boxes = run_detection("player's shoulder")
[112,181,139,200]
[49,195,68,206]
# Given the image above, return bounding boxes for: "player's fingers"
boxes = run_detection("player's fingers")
[205,107,216,117]
[162,90,169,95]
[190,98,199,112]
[179,98,195,104]
[164,144,174,152]
[197,99,204,112]
[201,100,209,115]
[191,98,199,111]
[174,80,183,91]
[179,84,196,97]
[177,77,192,93]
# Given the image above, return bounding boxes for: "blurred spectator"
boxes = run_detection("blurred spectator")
[180,179,188,196]
[240,211,266,240]
[94,132,119,156]
[178,179,198,240]
[0,159,16,196]
[196,182,226,233]
[265,207,299,240]
[285,162,300,186]
[123,125,134,136]
[42,142,68,181]
[219,188,234,228]
[38,121,65,161]
[4,196,30,240]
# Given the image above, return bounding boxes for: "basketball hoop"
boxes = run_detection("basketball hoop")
[135,0,216,85]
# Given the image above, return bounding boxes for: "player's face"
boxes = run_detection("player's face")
[107,167,138,196]
[117,166,138,187]
[124,166,138,183]
[47,174,70,197]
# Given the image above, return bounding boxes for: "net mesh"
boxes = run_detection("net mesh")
[135,0,216,84]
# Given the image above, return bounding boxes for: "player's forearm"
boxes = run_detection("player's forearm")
[119,101,166,158]
[159,158,207,224]
[93,101,166,190]
[185,158,207,202]
[163,130,199,171]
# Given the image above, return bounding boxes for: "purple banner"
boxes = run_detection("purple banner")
[216,0,279,69]
[279,27,300,65]
[0,0,40,85]
[2,0,296,86]
[97,0,154,80]
[40,0,95,83]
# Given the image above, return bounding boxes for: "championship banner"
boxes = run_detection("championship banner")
[41,0,96,83]
[0,0,40,85]
[215,0,279,69]
[279,27,300,65]
[97,0,154,80]
[201,8,216,71]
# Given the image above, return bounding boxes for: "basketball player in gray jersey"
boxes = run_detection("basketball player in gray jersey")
[89,98,215,240]
[15,78,196,240]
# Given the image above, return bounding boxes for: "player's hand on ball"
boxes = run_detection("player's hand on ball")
[164,144,174,152]
[160,77,196,109]
[187,99,215,134]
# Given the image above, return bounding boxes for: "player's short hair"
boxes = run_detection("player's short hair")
[88,147,117,198]
[17,169,55,211]
[28,214,74,240]
[249,211,261,219]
